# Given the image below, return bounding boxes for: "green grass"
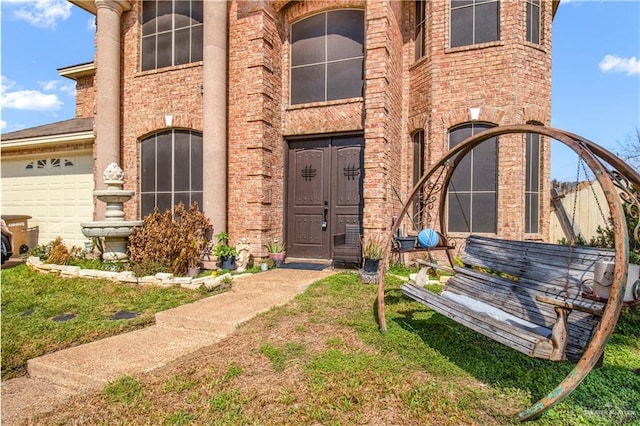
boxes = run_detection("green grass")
[1,264,212,380]
[22,271,640,425]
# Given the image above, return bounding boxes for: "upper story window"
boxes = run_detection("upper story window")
[141,0,203,71]
[526,0,540,44]
[448,122,497,233]
[140,130,203,217]
[415,1,427,61]
[450,0,500,48]
[290,10,364,105]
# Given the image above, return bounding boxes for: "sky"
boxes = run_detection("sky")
[1,0,639,181]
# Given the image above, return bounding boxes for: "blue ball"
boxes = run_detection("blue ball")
[417,228,440,248]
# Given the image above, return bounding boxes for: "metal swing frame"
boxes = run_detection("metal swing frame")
[376,124,640,421]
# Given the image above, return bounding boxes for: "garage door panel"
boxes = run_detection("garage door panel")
[1,154,94,248]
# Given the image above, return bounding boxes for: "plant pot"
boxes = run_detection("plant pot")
[268,252,286,266]
[188,266,200,277]
[220,256,236,271]
[363,258,380,273]
[395,236,417,250]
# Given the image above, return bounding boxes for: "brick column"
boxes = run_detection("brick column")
[94,0,130,219]
[202,0,228,233]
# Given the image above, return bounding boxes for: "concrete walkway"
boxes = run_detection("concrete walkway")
[1,266,334,425]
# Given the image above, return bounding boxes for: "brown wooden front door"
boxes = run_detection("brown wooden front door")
[286,136,364,259]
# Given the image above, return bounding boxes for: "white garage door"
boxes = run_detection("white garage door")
[1,153,94,249]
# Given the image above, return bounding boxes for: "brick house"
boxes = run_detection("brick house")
[1,0,558,260]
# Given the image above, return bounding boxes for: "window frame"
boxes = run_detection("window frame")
[140,129,203,217]
[525,132,541,233]
[447,122,498,234]
[412,130,426,229]
[289,9,365,105]
[141,0,204,72]
[525,0,541,44]
[415,1,427,61]
[450,0,501,48]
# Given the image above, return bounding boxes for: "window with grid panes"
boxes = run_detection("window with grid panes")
[290,10,364,105]
[447,123,497,233]
[450,0,500,48]
[141,0,203,71]
[413,130,426,229]
[525,132,540,233]
[415,1,427,61]
[140,130,203,217]
[526,0,540,44]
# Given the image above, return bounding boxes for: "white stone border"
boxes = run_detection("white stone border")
[26,256,247,290]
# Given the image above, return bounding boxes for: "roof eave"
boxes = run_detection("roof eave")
[1,131,95,153]
[68,0,96,15]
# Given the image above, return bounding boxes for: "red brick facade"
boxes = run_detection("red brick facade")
[106,0,552,258]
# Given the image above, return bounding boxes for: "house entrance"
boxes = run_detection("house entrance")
[286,135,364,259]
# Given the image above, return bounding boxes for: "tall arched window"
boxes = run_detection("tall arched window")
[141,0,203,71]
[448,122,497,233]
[140,130,203,217]
[290,9,364,105]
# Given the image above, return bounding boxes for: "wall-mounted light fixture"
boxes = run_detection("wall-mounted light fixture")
[469,107,481,121]
[165,114,173,127]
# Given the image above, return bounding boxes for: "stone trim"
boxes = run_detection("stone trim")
[26,256,237,290]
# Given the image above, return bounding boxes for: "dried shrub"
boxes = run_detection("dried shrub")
[46,237,71,265]
[128,203,212,276]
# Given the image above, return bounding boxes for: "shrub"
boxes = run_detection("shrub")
[128,203,212,276]
[46,237,70,265]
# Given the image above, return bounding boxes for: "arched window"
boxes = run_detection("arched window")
[140,130,203,217]
[290,9,364,105]
[141,0,203,71]
[448,122,497,233]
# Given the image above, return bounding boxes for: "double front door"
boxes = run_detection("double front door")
[286,136,364,259]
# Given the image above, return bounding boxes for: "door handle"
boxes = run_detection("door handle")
[322,201,328,230]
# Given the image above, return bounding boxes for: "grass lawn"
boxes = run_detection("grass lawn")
[1,264,217,380]
[31,271,640,425]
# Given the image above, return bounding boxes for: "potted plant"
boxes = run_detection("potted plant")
[264,237,286,266]
[213,231,237,270]
[361,233,385,273]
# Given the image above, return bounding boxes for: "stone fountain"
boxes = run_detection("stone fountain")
[81,163,143,261]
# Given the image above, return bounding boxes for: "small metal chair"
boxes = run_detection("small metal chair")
[332,223,362,268]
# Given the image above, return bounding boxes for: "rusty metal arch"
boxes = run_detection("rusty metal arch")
[376,124,639,421]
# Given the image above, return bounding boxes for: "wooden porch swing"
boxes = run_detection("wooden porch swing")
[376,124,640,421]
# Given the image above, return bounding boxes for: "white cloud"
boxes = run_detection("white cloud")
[0,120,6,131]
[38,79,75,95]
[1,76,62,111]
[87,17,96,31]
[2,90,62,110]
[8,0,72,29]
[599,55,640,76]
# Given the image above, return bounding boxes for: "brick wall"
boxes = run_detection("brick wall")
[406,0,552,241]
[118,2,204,220]
[75,75,95,119]
[110,0,553,258]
